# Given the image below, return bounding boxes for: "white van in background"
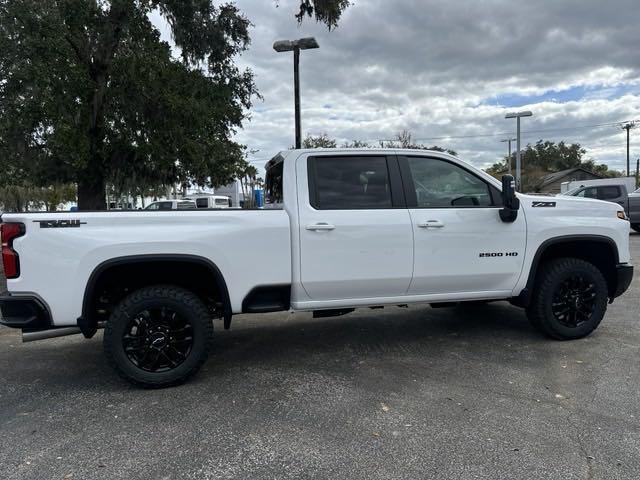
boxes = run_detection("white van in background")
[184,194,232,209]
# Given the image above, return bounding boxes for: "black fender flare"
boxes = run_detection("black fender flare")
[77,254,232,337]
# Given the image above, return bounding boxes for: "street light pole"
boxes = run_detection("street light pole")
[501,137,516,175]
[293,47,301,149]
[505,111,533,191]
[516,116,521,187]
[273,37,319,149]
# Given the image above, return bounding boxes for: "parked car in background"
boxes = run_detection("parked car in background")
[560,182,640,232]
[144,200,197,211]
[183,194,232,209]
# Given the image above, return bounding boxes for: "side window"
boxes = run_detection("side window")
[309,156,392,210]
[195,198,209,208]
[146,203,158,210]
[597,186,621,200]
[265,160,284,206]
[215,198,229,206]
[158,201,174,210]
[404,156,493,207]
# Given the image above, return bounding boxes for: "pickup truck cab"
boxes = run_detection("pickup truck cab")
[0,149,634,387]
[561,183,640,232]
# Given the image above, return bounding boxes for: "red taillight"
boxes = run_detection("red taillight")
[1,223,25,279]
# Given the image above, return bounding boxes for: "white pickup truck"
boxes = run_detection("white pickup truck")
[0,149,633,387]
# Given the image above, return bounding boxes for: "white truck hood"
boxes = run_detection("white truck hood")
[520,193,623,215]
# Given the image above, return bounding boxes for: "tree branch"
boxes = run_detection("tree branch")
[63,33,90,65]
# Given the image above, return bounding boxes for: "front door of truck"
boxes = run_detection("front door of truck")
[399,155,527,296]
[297,154,414,301]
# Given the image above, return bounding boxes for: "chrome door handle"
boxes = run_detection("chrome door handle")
[417,220,444,228]
[306,223,336,231]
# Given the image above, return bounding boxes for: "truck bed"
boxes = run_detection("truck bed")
[1,210,292,326]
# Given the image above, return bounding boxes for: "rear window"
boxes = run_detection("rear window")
[265,160,284,206]
[597,186,621,200]
[309,156,392,210]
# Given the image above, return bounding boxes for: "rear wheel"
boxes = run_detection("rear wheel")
[104,285,213,388]
[526,258,608,340]
[631,224,640,233]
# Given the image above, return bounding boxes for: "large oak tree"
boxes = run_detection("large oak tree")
[0,0,349,210]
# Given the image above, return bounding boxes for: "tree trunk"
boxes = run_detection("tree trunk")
[78,75,108,210]
[77,170,106,210]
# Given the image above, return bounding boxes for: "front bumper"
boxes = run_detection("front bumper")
[0,295,52,330]
[613,264,634,298]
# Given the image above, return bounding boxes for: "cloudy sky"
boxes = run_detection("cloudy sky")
[157,0,640,173]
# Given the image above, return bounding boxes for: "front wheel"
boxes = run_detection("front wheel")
[526,258,608,340]
[104,285,213,388]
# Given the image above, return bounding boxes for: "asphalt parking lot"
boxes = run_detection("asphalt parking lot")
[1,234,639,480]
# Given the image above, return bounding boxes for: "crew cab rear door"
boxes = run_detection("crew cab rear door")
[399,154,526,296]
[297,153,413,301]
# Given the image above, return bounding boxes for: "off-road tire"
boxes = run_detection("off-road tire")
[526,258,608,340]
[104,285,213,388]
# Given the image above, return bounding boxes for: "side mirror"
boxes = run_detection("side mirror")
[499,174,520,223]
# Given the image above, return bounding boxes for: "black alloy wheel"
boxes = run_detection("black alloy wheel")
[123,307,194,373]
[550,274,598,328]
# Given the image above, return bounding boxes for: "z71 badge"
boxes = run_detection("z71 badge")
[34,219,86,228]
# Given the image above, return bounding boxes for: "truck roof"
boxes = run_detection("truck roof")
[272,148,462,168]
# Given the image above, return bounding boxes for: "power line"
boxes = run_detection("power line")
[375,119,640,143]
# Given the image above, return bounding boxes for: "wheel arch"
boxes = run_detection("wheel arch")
[517,235,620,307]
[78,254,232,337]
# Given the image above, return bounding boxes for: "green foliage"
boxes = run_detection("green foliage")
[485,140,623,192]
[279,0,350,29]
[0,184,77,212]
[296,131,456,154]
[302,133,337,148]
[235,159,262,208]
[341,140,371,148]
[0,0,257,210]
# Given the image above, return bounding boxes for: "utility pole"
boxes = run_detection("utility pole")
[500,138,516,175]
[622,122,636,177]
